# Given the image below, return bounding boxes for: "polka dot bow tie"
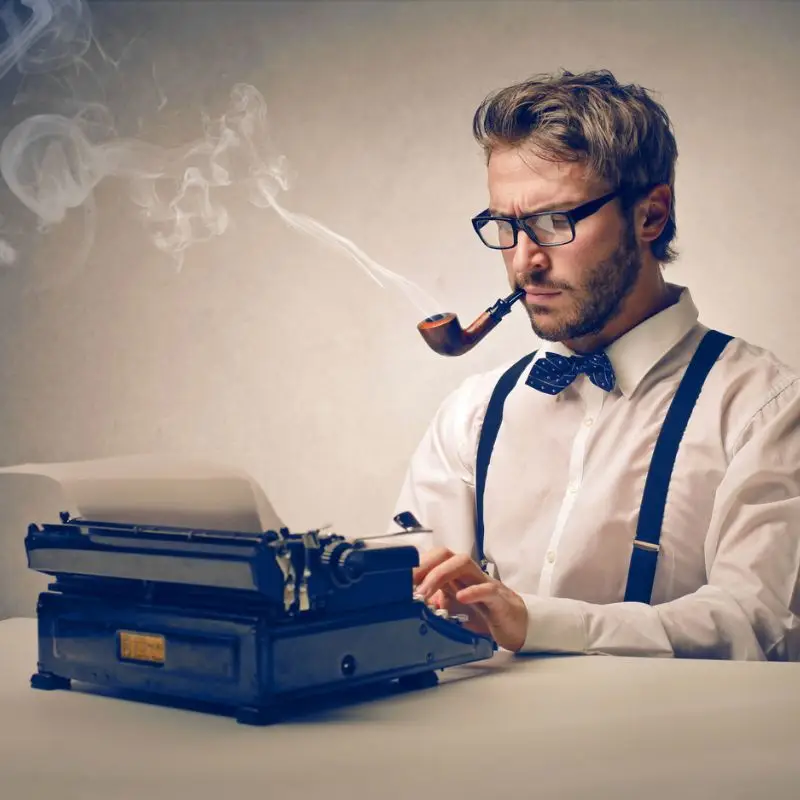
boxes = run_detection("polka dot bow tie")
[525,350,616,395]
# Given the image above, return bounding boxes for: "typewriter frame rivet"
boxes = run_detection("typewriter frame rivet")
[340,654,357,676]
[419,623,428,635]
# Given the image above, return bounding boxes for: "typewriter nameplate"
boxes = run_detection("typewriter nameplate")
[118,631,166,665]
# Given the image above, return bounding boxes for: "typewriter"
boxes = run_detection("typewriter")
[24,511,496,724]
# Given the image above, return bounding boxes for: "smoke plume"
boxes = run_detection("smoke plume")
[0,0,440,315]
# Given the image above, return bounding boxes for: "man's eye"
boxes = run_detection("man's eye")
[552,214,572,229]
[536,213,570,232]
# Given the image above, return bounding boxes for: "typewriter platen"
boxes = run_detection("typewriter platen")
[24,512,495,724]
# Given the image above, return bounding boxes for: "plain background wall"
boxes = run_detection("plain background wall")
[0,0,798,619]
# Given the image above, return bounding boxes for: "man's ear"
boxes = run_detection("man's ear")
[637,184,672,244]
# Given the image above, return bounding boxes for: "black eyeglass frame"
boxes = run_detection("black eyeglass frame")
[471,189,621,250]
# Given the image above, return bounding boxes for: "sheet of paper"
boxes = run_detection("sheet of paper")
[0,454,285,532]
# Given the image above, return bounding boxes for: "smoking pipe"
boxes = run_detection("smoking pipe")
[417,288,525,356]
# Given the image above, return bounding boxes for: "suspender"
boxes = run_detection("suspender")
[474,329,733,604]
[474,350,537,570]
[623,329,732,602]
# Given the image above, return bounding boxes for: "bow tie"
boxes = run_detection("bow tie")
[525,350,616,395]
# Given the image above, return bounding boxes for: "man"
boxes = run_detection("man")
[391,69,800,660]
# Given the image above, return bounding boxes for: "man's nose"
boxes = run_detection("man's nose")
[511,229,548,273]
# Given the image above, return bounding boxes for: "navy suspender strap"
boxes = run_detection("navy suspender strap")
[473,329,733,602]
[623,328,733,604]
[474,350,537,569]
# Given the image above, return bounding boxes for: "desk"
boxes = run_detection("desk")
[1,617,799,800]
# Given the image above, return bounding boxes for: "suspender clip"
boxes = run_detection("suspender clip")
[633,539,660,553]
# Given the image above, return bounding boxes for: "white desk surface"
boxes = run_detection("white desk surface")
[1,617,799,800]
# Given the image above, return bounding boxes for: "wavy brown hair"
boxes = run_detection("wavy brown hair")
[472,69,678,263]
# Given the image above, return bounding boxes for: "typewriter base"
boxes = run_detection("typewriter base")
[231,669,440,725]
[31,588,494,724]
[29,669,443,726]
[30,670,72,691]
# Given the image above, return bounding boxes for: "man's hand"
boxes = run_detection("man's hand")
[413,547,528,652]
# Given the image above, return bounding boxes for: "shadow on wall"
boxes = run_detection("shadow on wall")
[0,476,63,620]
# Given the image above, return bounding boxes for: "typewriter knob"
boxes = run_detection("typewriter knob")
[320,541,365,587]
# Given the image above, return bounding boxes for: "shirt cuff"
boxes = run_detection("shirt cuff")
[518,593,589,654]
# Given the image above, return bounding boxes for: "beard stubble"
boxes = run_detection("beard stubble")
[526,221,642,343]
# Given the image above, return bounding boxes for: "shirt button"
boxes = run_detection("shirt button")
[568,483,579,494]
[546,550,556,563]
[584,417,594,427]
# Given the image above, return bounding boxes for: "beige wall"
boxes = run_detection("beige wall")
[1,0,798,619]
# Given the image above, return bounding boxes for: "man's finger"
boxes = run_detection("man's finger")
[427,588,446,608]
[456,582,498,607]
[425,586,491,635]
[411,547,454,585]
[416,553,487,598]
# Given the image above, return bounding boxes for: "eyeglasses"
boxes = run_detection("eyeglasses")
[471,190,620,250]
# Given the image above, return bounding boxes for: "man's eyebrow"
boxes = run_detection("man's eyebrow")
[487,198,584,217]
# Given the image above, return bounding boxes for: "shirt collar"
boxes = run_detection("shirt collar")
[534,284,700,398]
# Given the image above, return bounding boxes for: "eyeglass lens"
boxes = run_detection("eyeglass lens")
[479,212,573,248]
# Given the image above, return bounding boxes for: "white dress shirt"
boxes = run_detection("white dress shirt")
[391,285,800,660]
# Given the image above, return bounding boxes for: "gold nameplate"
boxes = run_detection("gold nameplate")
[118,631,166,665]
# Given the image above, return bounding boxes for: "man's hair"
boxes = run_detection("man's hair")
[472,69,678,263]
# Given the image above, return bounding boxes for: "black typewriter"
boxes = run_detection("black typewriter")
[24,511,495,723]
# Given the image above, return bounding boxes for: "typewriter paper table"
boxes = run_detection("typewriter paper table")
[1,617,799,800]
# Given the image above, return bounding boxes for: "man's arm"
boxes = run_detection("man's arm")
[512,379,800,661]
[409,376,800,661]
[390,371,494,554]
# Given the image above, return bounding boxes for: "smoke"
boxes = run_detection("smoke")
[0,236,18,267]
[0,0,441,315]
[0,210,18,268]
[0,0,92,80]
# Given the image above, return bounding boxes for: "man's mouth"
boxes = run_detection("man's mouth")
[523,287,563,298]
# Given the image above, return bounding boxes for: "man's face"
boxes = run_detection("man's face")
[487,147,642,343]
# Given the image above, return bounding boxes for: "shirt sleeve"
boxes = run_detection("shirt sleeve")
[387,371,497,557]
[519,379,800,661]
